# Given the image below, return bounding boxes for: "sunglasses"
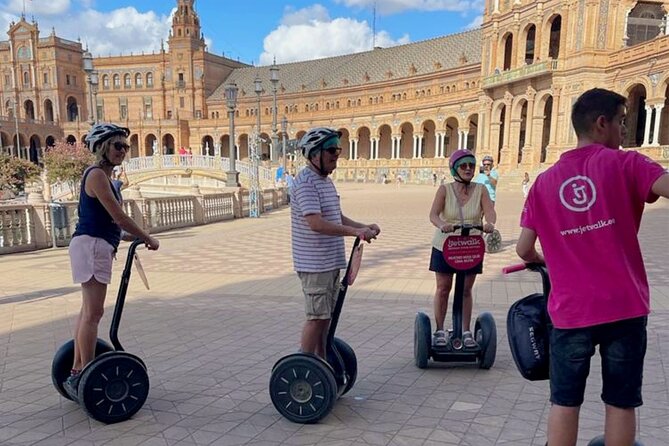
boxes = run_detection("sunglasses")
[113,142,130,152]
[457,162,476,170]
[483,163,492,167]
[324,147,342,155]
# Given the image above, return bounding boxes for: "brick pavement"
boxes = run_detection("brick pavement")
[1,183,668,446]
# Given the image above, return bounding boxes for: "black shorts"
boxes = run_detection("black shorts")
[550,316,647,408]
[428,247,483,275]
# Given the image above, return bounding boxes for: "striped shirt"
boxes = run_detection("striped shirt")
[291,167,346,272]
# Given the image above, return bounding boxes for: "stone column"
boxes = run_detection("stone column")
[493,0,499,14]
[412,135,418,158]
[353,138,359,159]
[642,105,653,146]
[436,132,443,158]
[651,104,664,146]
[349,139,355,159]
[372,137,378,159]
[462,131,469,150]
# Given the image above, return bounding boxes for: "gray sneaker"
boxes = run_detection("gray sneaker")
[63,373,80,398]
[432,330,448,347]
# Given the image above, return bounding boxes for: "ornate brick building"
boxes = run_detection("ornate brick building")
[2,0,668,180]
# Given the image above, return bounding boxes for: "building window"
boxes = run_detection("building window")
[179,97,185,108]
[102,75,109,90]
[113,74,120,89]
[43,72,48,85]
[66,74,70,85]
[146,72,153,88]
[195,110,201,119]
[135,73,143,88]
[124,74,131,89]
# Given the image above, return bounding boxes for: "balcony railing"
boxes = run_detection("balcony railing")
[482,59,559,89]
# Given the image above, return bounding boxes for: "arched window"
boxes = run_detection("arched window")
[124,74,131,88]
[102,75,109,90]
[113,74,120,89]
[135,73,143,87]
[146,72,153,87]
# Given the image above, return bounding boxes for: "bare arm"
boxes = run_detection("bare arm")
[481,187,497,226]
[516,227,545,264]
[304,213,376,240]
[651,173,669,198]
[86,169,158,248]
[429,185,449,231]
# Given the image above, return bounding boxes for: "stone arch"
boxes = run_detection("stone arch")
[259,132,270,159]
[399,122,413,159]
[144,133,157,157]
[24,99,35,120]
[44,99,54,122]
[522,23,537,65]
[129,134,139,157]
[491,101,507,163]
[545,14,562,59]
[29,134,41,163]
[201,135,214,156]
[626,84,648,147]
[444,117,460,157]
[357,126,371,159]
[536,94,553,163]
[515,99,529,164]
[622,78,653,97]
[421,119,436,158]
[66,96,78,122]
[66,134,77,144]
[45,135,56,148]
[239,133,249,159]
[501,32,514,70]
[466,114,479,152]
[378,124,392,159]
[162,134,175,155]
[338,128,351,160]
[221,134,231,158]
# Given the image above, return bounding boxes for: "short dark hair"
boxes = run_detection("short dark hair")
[571,88,627,137]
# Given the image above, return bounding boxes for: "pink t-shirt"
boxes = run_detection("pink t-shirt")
[520,144,666,329]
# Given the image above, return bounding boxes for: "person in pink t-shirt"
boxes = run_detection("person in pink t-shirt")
[516,88,669,446]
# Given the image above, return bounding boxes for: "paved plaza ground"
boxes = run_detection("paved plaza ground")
[1,183,668,446]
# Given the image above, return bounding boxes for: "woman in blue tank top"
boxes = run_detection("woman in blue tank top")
[64,123,160,397]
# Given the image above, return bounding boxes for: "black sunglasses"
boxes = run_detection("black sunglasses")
[113,142,130,152]
[458,162,476,170]
[324,146,342,155]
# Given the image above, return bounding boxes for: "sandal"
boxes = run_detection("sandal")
[462,331,478,348]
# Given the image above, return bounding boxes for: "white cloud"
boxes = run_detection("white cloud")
[465,14,483,30]
[281,4,330,26]
[260,7,410,64]
[7,0,71,16]
[336,0,484,14]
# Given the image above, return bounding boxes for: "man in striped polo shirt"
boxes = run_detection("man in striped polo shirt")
[291,128,381,358]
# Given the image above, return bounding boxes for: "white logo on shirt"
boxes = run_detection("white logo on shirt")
[559,176,596,212]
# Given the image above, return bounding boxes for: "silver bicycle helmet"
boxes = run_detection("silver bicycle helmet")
[482,155,494,163]
[298,127,342,159]
[84,123,130,153]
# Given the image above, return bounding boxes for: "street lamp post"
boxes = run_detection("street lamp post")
[9,98,21,159]
[269,61,279,162]
[281,116,288,175]
[224,82,240,187]
[82,49,95,126]
[90,71,99,124]
[249,75,263,218]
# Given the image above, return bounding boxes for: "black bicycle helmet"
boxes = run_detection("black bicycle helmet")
[84,123,130,153]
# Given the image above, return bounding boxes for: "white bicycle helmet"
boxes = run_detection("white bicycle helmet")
[299,127,342,159]
[482,155,494,163]
[84,123,130,153]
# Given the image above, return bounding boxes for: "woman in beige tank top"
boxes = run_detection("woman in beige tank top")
[428,149,496,348]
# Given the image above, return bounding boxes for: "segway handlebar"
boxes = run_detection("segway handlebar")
[502,263,551,297]
[451,224,484,232]
[503,263,527,274]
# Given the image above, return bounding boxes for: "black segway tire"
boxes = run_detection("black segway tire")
[78,352,149,424]
[414,312,432,369]
[475,312,497,369]
[51,338,114,401]
[269,354,338,424]
[332,338,357,395]
[587,435,643,446]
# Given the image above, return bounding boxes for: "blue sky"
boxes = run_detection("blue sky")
[1,0,484,64]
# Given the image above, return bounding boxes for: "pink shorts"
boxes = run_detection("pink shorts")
[68,235,115,284]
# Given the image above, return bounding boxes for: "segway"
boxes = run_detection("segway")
[51,239,150,424]
[414,224,497,369]
[504,263,644,446]
[269,237,365,423]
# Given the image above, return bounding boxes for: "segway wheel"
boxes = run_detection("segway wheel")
[51,339,114,401]
[475,312,497,369]
[332,338,357,395]
[485,229,502,253]
[78,352,149,424]
[414,312,432,369]
[269,354,338,424]
[587,435,643,446]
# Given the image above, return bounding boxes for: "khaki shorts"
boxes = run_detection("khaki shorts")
[298,270,341,320]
